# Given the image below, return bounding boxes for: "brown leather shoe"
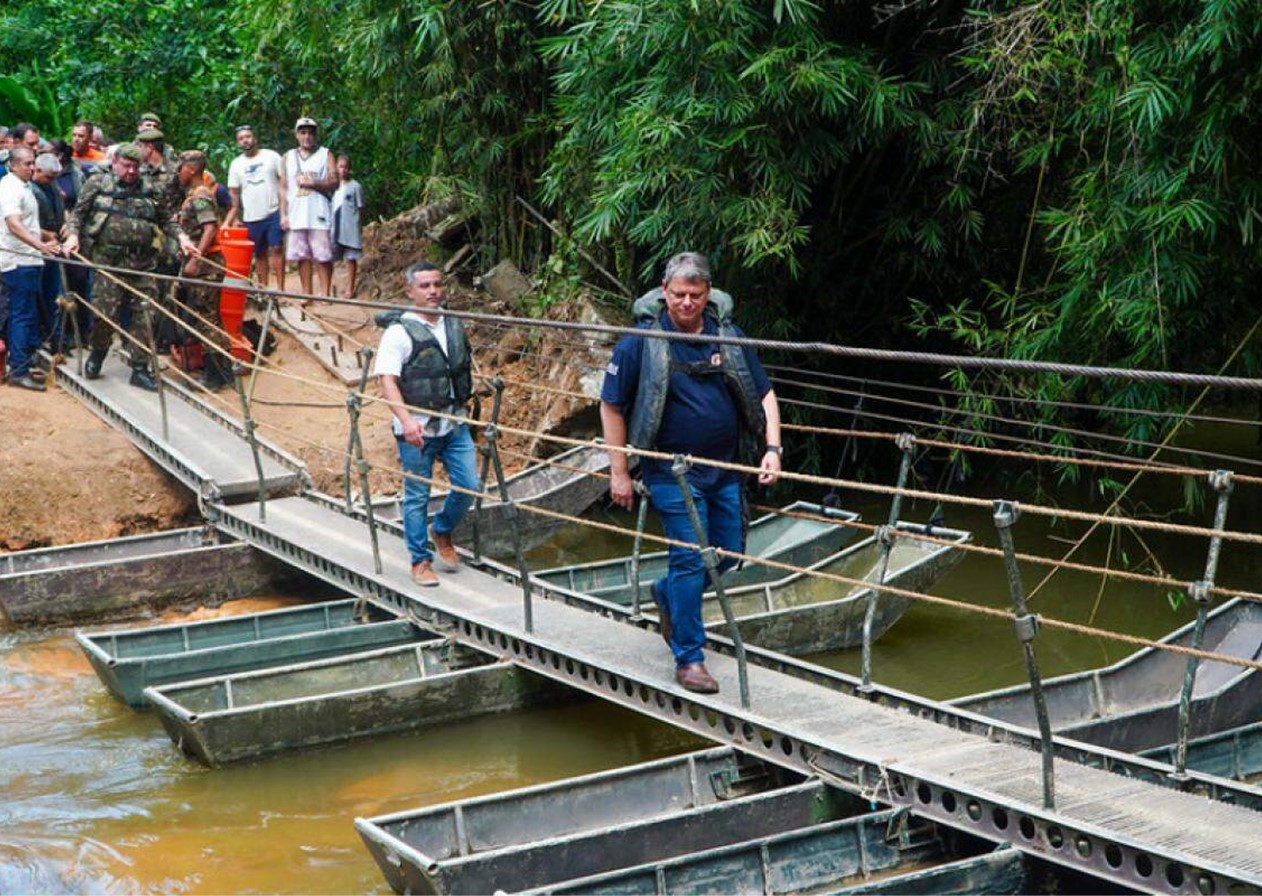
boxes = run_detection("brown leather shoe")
[650,581,671,645]
[675,663,719,694]
[411,560,439,587]
[431,528,459,573]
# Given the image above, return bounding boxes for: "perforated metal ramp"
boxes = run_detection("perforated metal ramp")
[212,494,1262,895]
[55,358,307,500]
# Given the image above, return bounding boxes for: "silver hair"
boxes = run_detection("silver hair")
[662,251,711,284]
[8,145,34,163]
[34,152,62,175]
[404,261,441,286]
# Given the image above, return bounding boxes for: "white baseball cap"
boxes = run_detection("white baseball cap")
[294,116,318,131]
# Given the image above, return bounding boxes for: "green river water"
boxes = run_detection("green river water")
[3,477,1260,892]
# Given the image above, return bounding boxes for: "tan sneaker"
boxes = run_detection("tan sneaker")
[411,560,439,587]
[431,528,460,573]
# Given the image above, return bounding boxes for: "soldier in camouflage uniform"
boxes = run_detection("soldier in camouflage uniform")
[137,128,185,352]
[63,143,183,390]
[173,150,232,390]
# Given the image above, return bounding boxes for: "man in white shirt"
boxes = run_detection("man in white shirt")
[225,125,285,290]
[1,147,59,390]
[373,262,479,587]
[279,117,338,299]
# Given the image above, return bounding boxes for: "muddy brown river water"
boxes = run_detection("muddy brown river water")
[3,489,1257,892]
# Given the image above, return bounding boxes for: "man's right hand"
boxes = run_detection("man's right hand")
[610,469,635,510]
[400,417,424,448]
[62,235,79,256]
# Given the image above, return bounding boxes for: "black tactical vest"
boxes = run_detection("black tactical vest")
[377,310,472,411]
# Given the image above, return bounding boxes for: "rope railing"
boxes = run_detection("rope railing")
[765,363,1262,431]
[98,284,1260,556]
[445,365,1262,486]
[42,243,1262,478]
[30,246,1262,391]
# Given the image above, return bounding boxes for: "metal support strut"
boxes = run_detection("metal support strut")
[860,432,914,692]
[471,377,505,564]
[993,500,1055,810]
[343,340,370,513]
[484,418,533,633]
[246,296,276,405]
[232,361,268,523]
[629,481,651,620]
[347,347,382,574]
[1173,469,1233,779]
[670,455,751,709]
[138,298,169,442]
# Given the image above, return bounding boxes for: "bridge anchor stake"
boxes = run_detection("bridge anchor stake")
[346,347,381,574]
[470,377,505,565]
[670,455,750,710]
[1173,470,1233,781]
[246,296,276,405]
[232,361,268,523]
[994,500,1055,810]
[484,418,534,633]
[629,481,650,620]
[861,432,914,693]
[138,297,169,442]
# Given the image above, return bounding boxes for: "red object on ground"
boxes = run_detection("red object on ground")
[171,340,204,372]
[218,230,255,361]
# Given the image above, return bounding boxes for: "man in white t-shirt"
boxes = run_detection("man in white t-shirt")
[1,146,59,390]
[278,117,338,299]
[225,125,285,290]
[372,262,479,587]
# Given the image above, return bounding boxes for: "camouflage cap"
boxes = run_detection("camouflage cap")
[136,128,164,143]
[137,112,163,127]
[115,142,142,161]
[178,149,207,170]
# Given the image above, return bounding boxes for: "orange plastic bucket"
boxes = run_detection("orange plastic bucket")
[218,230,255,360]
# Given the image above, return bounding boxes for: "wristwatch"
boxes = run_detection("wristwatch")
[764,444,783,457]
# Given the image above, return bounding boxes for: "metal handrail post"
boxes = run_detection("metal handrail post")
[246,296,277,404]
[344,347,373,512]
[993,500,1055,810]
[1173,469,1233,779]
[670,455,750,709]
[67,294,85,377]
[138,297,169,442]
[347,392,382,575]
[471,377,505,564]
[860,432,914,692]
[232,361,267,522]
[629,480,651,620]
[485,421,533,632]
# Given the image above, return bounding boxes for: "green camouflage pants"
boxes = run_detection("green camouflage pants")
[87,257,160,365]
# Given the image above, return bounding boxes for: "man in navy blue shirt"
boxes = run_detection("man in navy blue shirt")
[601,252,782,693]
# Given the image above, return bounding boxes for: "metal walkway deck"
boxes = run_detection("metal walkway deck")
[211,494,1262,896]
[55,359,307,501]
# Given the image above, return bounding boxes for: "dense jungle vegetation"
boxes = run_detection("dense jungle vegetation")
[3,0,1261,465]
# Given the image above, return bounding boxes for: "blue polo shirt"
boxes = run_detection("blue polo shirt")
[602,311,771,487]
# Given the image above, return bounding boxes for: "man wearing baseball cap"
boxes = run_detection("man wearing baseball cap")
[279,116,338,299]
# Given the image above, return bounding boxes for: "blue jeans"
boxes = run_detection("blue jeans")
[3,265,42,378]
[648,476,743,667]
[396,424,479,565]
[38,260,63,349]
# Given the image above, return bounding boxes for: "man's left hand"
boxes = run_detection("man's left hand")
[758,450,781,486]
